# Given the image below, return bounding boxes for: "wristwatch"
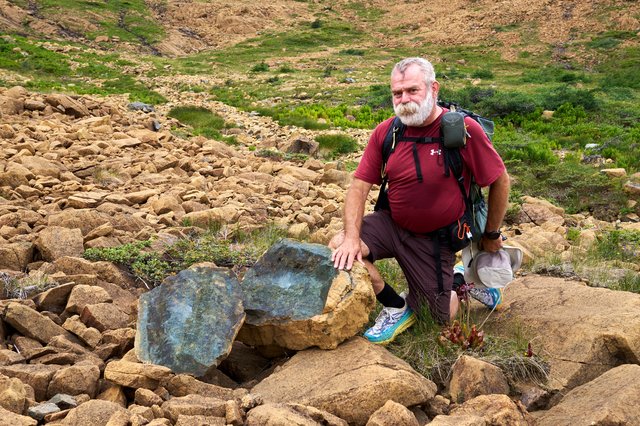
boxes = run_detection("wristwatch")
[483,230,502,240]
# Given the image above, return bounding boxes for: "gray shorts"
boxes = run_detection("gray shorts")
[361,210,455,323]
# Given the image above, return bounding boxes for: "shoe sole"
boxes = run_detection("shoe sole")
[367,314,417,346]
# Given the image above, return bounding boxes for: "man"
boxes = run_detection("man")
[330,57,509,345]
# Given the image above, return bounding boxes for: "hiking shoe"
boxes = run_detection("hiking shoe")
[364,295,416,345]
[469,287,503,310]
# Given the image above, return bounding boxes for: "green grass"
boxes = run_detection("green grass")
[315,133,359,158]
[167,106,231,140]
[20,0,164,45]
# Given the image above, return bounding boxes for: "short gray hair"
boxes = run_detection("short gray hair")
[392,57,436,85]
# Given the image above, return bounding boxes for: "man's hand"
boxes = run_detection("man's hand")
[329,231,366,271]
[479,235,503,253]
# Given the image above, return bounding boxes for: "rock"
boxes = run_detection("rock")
[537,364,640,425]
[181,206,239,228]
[0,242,34,270]
[27,402,59,421]
[60,399,128,426]
[366,400,419,426]
[47,363,101,399]
[134,388,164,407]
[447,394,532,425]
[0,405,38,425]
[241,239,337,323]
[36,226,84,261]
[0,364,62,401]
[238,240,374,350]
[161,394,226,423]
[165,374,238,401]
[135,263,245,376]
[103,360,174,390]
[285,137,319,156]
[448,355,510,402]
[32,282,78,314]
[128,102,155,113]
[251,337,437,425]
[0,374,29,414]
[246,403,348,426]
[3,302,71,345]
[499,277,640,397]
[600,168,626,178]
[65,285,112,315]
[44,94,90,118]
[80,303,130,332]
[19,156,61,179]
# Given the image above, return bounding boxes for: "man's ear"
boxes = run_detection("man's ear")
[432,80,440,97]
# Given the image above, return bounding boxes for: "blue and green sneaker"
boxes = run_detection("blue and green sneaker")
[364,299,416,345]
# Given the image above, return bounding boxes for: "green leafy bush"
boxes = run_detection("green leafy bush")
[251,61,270,72]
[315,133,359,158]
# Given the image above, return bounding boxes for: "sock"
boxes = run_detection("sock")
[375,283,405,309]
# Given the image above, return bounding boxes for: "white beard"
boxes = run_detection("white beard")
[393,89,434,127]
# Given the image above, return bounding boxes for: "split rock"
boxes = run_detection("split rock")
[135,263,245,376]
[238,239,375,350]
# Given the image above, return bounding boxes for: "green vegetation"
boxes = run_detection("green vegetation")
[373,259,548,387]
[315,133,359,158]
[83,223,288,287]
[14,0,164,45]
[167,106,237,142]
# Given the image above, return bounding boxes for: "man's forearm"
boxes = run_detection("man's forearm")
[485,171,510,232]
[343,178,372,239]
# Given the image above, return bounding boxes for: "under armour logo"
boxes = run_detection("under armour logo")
[430,149,441,156]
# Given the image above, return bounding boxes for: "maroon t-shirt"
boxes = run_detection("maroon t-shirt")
[355,109,505,234]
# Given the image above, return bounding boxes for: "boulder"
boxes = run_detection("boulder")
[251,337,437,426]
[2,302,71,345]
[237,239,375,350]
[161,394,226,423]
[366,400,419,426]
[446,394,532,425]
[0,405,37,426]
[448,355,510,402]
[537,364,640,426]
[103,359,174,390]
[59,399,128,426]
[0,374,29,414]
[135,263,245,376]
[246,403,348,426]
[36,226,84,261]
[47,363,101,399]
[65,285,112,315]
[0,364,62,401]
[497,276,640,397]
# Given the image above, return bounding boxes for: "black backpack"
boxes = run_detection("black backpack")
[373,101,493,246]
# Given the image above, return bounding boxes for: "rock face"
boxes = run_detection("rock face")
[537,364,640,426]
[251,337,437,426]
[499,276,640,396]
[135,263,245,376]
[242,239,337,324]
[238,257,375,350]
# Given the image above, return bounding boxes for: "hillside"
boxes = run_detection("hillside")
[1,1,640,425]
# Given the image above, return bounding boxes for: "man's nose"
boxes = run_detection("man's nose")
[400,91,411,103]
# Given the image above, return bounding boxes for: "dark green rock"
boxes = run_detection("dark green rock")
[136,263,244,376]
[241,239,337,325]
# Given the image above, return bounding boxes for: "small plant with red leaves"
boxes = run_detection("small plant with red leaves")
[439,319,485,350]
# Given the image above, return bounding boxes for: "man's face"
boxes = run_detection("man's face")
[391,64,437,126]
